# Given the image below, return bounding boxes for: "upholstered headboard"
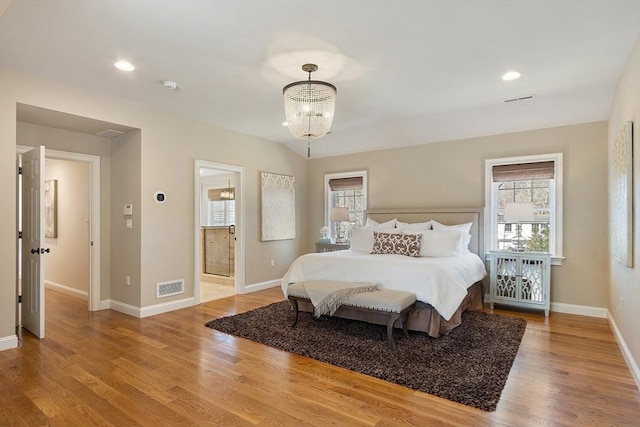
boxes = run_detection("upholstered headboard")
[365,207,484,258]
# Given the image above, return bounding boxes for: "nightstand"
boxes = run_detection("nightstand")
[490,251,551,316]
[315,242,350,253]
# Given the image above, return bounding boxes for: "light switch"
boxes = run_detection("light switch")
[126,219,133,229]
[123,204,133,216]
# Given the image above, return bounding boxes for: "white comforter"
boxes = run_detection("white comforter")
[281,250,487,321]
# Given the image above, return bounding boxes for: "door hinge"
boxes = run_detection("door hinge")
[18,166,22,175]
[18,295,22,303]
[18,231,22,239]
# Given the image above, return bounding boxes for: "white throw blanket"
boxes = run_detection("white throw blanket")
[303,281,379,317]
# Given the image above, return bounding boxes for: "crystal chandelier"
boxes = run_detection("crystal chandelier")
[283,63,337,157]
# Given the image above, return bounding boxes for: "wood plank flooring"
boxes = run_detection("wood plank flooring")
[1,288,638,426]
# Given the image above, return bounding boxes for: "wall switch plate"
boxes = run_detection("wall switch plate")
[126,219,133,229]
[123,204,133,215]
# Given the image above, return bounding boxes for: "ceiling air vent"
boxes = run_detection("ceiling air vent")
[96,129,125,138]
[157,279,185,298]
[503,94,535,103]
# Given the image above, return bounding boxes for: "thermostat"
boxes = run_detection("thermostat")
[154,191,166,204]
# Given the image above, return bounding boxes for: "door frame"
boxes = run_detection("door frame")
[194,159,245,304]
[17,145,101,311]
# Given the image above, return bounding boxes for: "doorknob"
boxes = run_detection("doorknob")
[30,248,51,254]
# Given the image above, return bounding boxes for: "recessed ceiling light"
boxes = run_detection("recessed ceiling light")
[502,71,521,81]
[114,60,135,72]
[282,121,288,126]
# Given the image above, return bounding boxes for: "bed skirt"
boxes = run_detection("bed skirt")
[292,281,484,338]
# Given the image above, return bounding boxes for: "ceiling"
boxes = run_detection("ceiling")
[1,1,639,158]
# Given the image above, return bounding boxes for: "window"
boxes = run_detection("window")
[324,171,367,243]
[204,186,235,226]
[485,154,563,263]
[208,200,235,226]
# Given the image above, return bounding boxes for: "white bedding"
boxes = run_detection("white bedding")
[281,250,487,321]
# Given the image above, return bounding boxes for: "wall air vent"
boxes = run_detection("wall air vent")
[156,279,185,298]
[96,129,125,138]
[504,94,536,103]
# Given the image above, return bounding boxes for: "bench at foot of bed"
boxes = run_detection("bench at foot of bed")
[287,281,417,351]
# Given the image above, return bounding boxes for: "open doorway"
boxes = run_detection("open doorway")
[41,158,91,300]
[194,160,244,303]
[16,146,100,338]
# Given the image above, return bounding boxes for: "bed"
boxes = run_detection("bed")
[281,207,488,337]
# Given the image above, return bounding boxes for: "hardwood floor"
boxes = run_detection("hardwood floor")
[1,288,638,426]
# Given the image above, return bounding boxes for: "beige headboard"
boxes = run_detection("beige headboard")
[365,207,484,258]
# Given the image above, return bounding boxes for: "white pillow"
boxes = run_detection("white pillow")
[419,230,471,257]
[365,217,397,229]
[431,220,473,233]
[350,228,399,252]
[396,220,432,232]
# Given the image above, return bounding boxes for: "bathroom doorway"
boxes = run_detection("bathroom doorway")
[194,161,244,303]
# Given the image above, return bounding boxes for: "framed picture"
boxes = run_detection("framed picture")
[261,172,295,241]
[611,121,633,267]
[45,179,58,238]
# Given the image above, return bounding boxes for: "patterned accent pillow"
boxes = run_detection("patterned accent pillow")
[371,232,423,257]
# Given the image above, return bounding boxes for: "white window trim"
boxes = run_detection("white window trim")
[484,153,564,265]
[323,170,368,227]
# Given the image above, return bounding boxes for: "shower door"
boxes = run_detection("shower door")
[204,225,234,277]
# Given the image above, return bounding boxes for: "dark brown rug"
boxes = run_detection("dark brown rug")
[205,301,526,411]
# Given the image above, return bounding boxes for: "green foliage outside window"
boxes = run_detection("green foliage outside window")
[525,226,549,252]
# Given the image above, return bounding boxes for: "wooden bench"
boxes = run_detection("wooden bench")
[287,281,417,350]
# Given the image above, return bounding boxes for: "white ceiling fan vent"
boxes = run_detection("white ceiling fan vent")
[96,129,125,138]
[503,94,536,103]
[157,279,185,298]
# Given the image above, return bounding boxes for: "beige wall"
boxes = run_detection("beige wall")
[44,158,90,293]
[0,68,307,343]
[608,34,640,375]
[110,131,142,306]
[308,121,609,309]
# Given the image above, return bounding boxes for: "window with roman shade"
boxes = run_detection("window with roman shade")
[324,171,367,243]
[485,154,563,262]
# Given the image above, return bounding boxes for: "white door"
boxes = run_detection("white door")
[21,146,45,338]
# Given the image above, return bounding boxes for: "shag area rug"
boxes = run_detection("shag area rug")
[205,301,526,411]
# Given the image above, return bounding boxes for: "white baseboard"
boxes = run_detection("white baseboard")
[550,302,608,318]
[242,279,281,294]
[104,296,195,318]
[608,311,640,390]
[45,280,88,301]
[98,299,111,310]
[0,335,18,351]
[484,294,608,318]
[139,297,194,318]
[107,299,140,317]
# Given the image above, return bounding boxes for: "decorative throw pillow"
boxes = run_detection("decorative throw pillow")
[371,231,422,257]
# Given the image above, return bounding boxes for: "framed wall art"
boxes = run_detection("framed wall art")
[45,179,58,238]
[261,172,295,241]
[611,121,633,267]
